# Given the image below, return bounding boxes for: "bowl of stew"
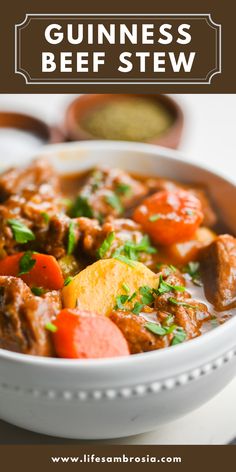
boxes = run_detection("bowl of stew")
[0,141,235,439]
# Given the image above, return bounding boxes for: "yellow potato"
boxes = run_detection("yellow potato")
[62,258,159,316]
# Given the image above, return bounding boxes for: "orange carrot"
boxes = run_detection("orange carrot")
[52,309,130,359]
[0,252,64,290]
[133,189,203,246]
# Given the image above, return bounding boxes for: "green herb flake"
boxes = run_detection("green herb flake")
[31,287,46,296]
[97,231,115,259]
[45,322,58,333]
[7,219,35,244]
[171,327,187,345]
[67,221,76,255]
[169,297,197,310]
[18,251,36,276]
[64,276,73,286]
[132,302,144,315]
[139,285,155,305]
[185,209,195,216]
[183,261,202,286]
[145,322,167,336]
[149,214,161,222]
[41,212,50,224]
[115,183,132,196]
[113,254,136,267]
[157,275,186,295]
[114,294,130,310]
[105,193,123,215]
[70,195,94,218]
[122,283,130,293]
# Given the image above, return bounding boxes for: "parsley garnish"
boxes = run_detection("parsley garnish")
[105,193,123,215]
[112,235,156,263]
[41,212,50,224]
[113,254,136,267]
[97,231,115,259]
[169,297,197,309]
[149,214,161,222]
[115,294,130,310]
[70,195,94,218]
[132,302,144,315]
[171,327,187,345]
[18,251,36,275]
[183,261,202,287]
[145,322,167,336]
[139,286,155,305]
[157,275,185,295]
[7,219,35,244]
[122,283,130,293]
[67,221,76,255]
[31,287,45,296]
[64,276,73,286]
[45,322,58,333]
[115,183,132,196]
[146,322,186,344]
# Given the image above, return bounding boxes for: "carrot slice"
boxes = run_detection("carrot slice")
[0,252,64,290]
[52,309,130,359]
[133,189,203,246]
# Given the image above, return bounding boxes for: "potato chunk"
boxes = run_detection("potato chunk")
[62,258,159,316]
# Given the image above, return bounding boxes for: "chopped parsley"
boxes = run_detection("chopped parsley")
[122,283,130,293]
[149,214,161,222]
[112,235,156,263]
[157,275,185,295]
[45,322,58,333]
[185,209,195,216]
[7,219,35,244]
[145,322,167,336]
[67,221,76,255]
[18,251,36,275]
[31,287,46,296]
[113,254,136,267]
[97,231,115,259]
[183,261,202,287]
[114,294,130,310]
[132,302,144,315]
[115,183,132,196]
[105,193,123,215]
[169,297,197,310]
[70,195,94,218]
[139,285,155,305]
[64,276,73,286]
[146,322,186,345]
[171,327,187,345]
[41,212,50,224]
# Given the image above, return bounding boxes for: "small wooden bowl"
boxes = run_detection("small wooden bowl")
[0,111,63,144]
[64,94,184,149]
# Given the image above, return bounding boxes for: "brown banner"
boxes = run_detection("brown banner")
[0,445,235,471]
[0,0,235,93]
[15,14,220,85]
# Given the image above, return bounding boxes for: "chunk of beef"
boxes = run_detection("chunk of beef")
[0,158,59,202]
[72,167,148,219]
[154,271,210,339]
[41,214,80,259]
[147,177,217,227]
[0,276,60,356]
[77,217,156,267]
[200,234,236,311]
[110,311,168,354]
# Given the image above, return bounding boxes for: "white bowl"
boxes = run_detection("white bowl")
[0,141,236,440]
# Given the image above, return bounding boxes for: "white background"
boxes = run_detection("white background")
[0,94,235,445]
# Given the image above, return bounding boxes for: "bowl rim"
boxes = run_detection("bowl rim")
[0,139,235,369]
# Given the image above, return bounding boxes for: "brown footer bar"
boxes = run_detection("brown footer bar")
[0,445,235,471]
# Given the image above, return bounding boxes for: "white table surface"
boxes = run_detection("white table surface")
[0,94,235,445]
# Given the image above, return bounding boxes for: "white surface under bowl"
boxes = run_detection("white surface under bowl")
[0,141,236,440]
